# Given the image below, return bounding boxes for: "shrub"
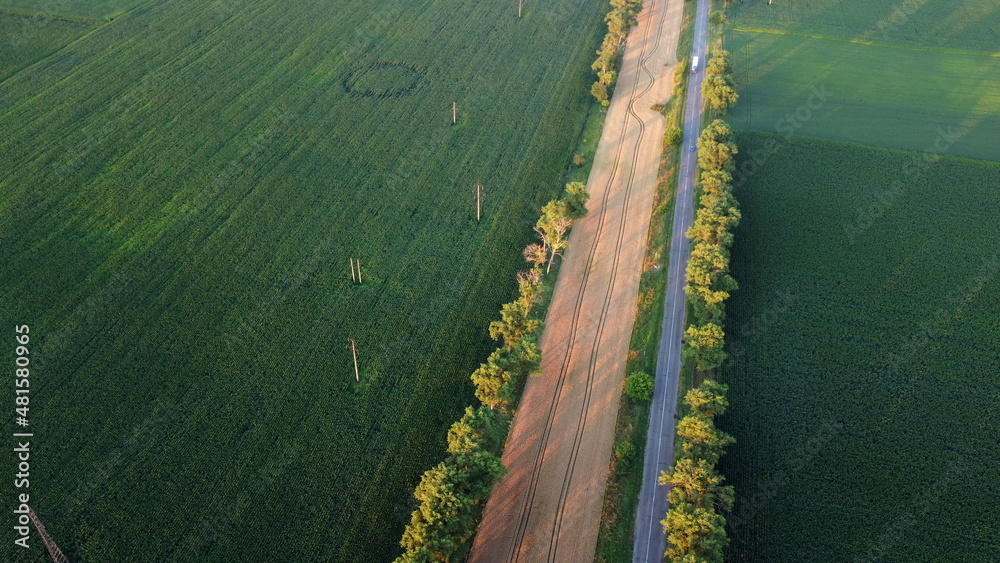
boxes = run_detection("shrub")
[625,370,654,401]
[614,439,637,473]
[667,127,683,146]
[572,153,586,167]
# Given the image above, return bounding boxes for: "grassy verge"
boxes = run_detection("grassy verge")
[593,0,697,559]
[567,102,610,184]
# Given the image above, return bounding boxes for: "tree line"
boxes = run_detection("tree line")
[591,0,644,106]
[702,49,739,112]
[394,183,589,562]
[659,380,735,562]
[660,119,741,561]
[682,119,739,372]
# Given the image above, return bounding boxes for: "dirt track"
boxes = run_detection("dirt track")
[468,0,683,561]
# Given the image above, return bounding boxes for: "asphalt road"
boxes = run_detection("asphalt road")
[632,0,710,560]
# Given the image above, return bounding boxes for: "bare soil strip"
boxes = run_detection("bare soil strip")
[469,0,683,560]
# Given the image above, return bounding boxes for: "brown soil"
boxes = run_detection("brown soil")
[468,0,684,560]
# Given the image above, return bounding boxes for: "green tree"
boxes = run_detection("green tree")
[698,170,732,196]
[615,439,637,473]
[470,336,540,411]
[675,413,734,464]
[516,269,543,316]
[702,75,739,111]
[697,136,737,173]
[705,49,731,76]
[661,501,729,562]
[667,127,684,146]
[682,323,727,371]
[396,451,506,563]
[563,182,590,219]
[592,81,609,105]
[683,380,729,417]
[625,370,655,401]
[447,406,506,455]
[535,200,575,273]
[489,298,542,349]
[660,458,733,510]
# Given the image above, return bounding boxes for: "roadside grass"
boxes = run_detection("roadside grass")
[726,29,1000,161]
[725,0,999,53]
[593,0,697,559]
[567,103,609,184]
[721,132,1000,562]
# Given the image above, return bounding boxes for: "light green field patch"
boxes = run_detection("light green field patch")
[728,0,1000,53]
[727,30,1000,161]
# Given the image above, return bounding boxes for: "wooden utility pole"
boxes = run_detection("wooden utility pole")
[519,0,523,18]
[476,181,482,222]
[356,260,362,284]
[347,337,359,382]
[28,507,69,563]
[452,101,457,125]
[350,258,356,283]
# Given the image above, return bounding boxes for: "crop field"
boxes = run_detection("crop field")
[0,0,145,20]
[726,0,999,52]
[724,30,1000,161]
[0,0,605,561]
[720,132,1000,562]
[0,11,95,79]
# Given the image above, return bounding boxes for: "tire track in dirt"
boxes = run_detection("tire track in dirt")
[470,0,682,560]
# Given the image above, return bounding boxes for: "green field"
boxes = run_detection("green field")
[727,0,1000,52]
[725,30,1000,161]
[0,0,146,20]
[720,132,1000,562]
[0,12,95,79]
[0,0,605,561]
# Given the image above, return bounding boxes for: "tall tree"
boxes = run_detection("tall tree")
[563,181,590,219]
[684,380,729,417]
[682,323,727,371]
[535,200,574,273]
[675,412,734,464]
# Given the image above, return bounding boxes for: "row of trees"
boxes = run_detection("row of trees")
[659,381,735,562]
[395,183,589,562]
[591,0,644,105]
[660,119,741,561]
[702,49,739,112]
[682,119,740,372]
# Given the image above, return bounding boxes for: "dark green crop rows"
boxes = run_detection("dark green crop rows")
[0,0,605,561]
[720,132,1000,562]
